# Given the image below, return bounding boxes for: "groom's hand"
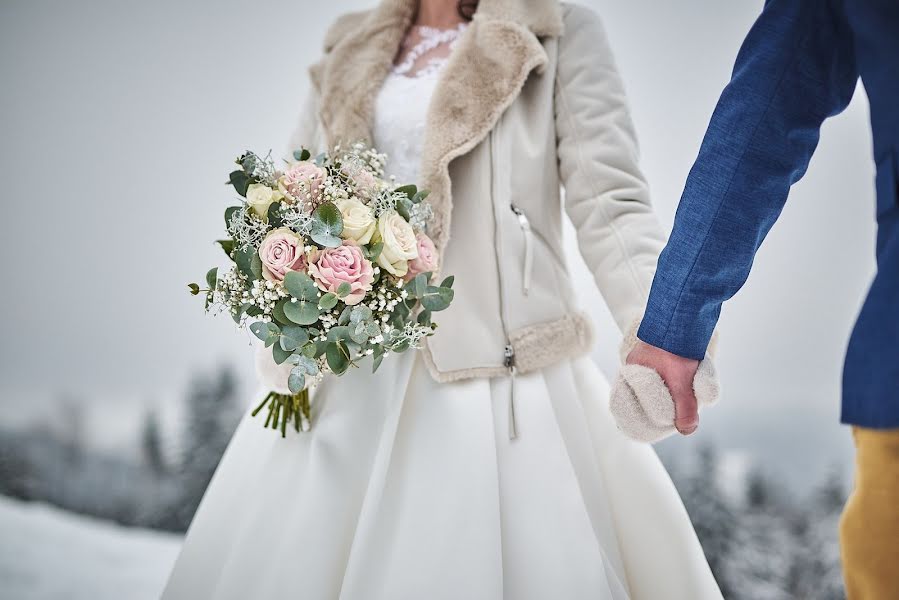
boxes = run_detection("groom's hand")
[625,341,701,435]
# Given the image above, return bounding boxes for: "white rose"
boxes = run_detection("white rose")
[335,197,376,244]
[373,210,418,277]
[246,183,283,221]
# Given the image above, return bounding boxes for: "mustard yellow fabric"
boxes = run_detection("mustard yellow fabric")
[840,427,899,599]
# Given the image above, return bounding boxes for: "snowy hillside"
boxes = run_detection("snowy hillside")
[0,496,181,600]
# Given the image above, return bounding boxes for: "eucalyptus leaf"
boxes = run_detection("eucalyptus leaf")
[336,282,352,298]
[410,273,427,299]
[411,189,430,204]
[310,202,343,247]
[216,239,235,258]
[417,309,432,326]
[300,342,318,359]
[205,267,218,290]
[318,292,338,310]
[188,283,200,295]
[293,148,311,162]
[271,299,289,325]
[267,202,283,227]
[326,341,350,375]
[350,305,373,324]
[272,343,292,365]
[338,305,353,326]
[395,197,413,221]
[394,184,417,199]
[326,326,351,342]
[224,206,241,229]
[234,247,256,279]
[440,275,454,289]
[280,325,310,349]
[283,300,320,325]
[288,370,305,394]
[283,271,319,300]
[250,321,280,342]
[291,354,319,375]
[229,170,250,197]
[372,348,385,373]
[364,242,384,262]
[250,252,263,280]
[420,286,454,312]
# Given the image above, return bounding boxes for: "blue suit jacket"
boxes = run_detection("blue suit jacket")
[639,0,899,428]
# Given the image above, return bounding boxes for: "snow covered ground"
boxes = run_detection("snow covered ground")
[0,496,182,600]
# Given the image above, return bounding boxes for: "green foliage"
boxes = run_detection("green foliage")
[421,285,454,312]
[267,202,283,227]
[411,189,430,204]
[410,273,428,299]
[394,184,417,198]
[363,242,383,262]
[188,283,200,295]
[228,170,250,197]
[326,341,351,374]
[249,321,280,347]
[205,268,218,290]
[310,202,344,247]
[279,325,309,351]
[283,271,321,325]
[318,292,339,310]
[293,148,311,162]
[336,282,352,298]
[216,239,235,258]
[272,343,292,365]
[224,206,241,229]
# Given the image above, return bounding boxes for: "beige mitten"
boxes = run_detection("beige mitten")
[609,321,720,443]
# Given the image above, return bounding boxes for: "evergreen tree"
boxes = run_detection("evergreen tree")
[141,408,166,476]
[162,365,241,531]
[677,446,737,596]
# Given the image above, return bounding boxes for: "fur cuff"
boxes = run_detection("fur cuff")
[610,319,720,443]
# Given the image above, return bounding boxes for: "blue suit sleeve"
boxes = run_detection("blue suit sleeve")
[638,0,859,359]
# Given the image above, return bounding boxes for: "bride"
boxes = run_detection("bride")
[164,1,722,598]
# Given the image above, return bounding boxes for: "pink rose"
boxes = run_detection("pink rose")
[352,168,379,198]
[308,242,374,305]
[404,233,439,281]
[258,228,307,282]
[278,161,325,204]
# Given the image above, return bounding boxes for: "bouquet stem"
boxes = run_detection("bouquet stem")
[251,390,311,436]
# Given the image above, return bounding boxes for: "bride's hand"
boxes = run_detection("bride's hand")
[625,341,700,435]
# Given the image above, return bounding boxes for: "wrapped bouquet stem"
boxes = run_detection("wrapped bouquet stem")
[190,144,455,436]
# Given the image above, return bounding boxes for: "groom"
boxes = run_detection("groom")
[627,0,898,597]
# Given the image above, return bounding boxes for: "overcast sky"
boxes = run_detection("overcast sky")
[0,0,875,487]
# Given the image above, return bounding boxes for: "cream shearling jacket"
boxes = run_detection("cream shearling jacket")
[289,0,666,383]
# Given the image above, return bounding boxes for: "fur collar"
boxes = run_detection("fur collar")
[309,0,564,255]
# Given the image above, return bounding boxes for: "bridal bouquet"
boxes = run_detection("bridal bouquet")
[189,144,455,435]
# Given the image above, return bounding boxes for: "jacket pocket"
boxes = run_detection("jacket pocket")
[875,150,897,219]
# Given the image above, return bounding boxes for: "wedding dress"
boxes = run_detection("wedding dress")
[163,24,722,600]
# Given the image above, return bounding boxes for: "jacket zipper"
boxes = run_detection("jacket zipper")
[510,203,533,296]
[490,128,518,440]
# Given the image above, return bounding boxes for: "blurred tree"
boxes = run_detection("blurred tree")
[141,408,167,477]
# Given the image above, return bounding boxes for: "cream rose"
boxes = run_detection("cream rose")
[335,197,376,245]
[246,183,283,221]
[373,210,418,277]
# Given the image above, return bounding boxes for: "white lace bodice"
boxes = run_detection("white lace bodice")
[372,24,467,184]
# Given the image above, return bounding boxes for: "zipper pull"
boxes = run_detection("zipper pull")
[504,344,518,440]
[510,205,533,296]
[504,344,516,373]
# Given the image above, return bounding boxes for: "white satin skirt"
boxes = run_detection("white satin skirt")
[162,352,722,600]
